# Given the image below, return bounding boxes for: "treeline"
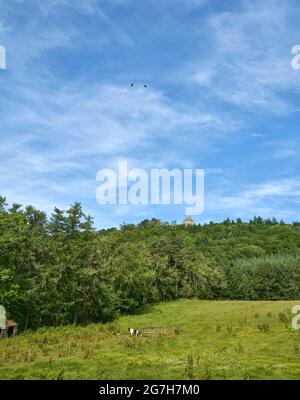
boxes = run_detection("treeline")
[1,196,300,329]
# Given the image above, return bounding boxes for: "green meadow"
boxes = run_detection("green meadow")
[1,300,300,380]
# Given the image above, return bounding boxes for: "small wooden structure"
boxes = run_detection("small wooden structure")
[6,320,18,336]
[142,326,166,337]
[0,305,18,338]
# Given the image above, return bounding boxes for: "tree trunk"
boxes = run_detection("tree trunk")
[25,310,30,330]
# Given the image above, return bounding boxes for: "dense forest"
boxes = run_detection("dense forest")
[1,195,300,330]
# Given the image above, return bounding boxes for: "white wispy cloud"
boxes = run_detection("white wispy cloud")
[1,0,300,225]
[206,177,300,219]
[190,0,300,114]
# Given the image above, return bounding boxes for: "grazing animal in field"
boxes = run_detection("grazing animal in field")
[128,328,140,337]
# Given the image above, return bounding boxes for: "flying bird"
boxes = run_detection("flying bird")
[130,83,148,88]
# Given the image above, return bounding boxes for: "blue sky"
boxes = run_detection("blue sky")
[0,0,300,227]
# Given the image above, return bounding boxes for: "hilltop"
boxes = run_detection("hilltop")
[2,197,300,329]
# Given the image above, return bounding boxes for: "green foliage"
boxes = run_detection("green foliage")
[228,254,300,300]
[1,196,300,329]
[1,300,300,380]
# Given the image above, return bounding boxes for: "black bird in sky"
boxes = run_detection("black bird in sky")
[130,83,148,88]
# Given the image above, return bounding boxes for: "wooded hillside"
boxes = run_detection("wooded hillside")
[1,196,300,329]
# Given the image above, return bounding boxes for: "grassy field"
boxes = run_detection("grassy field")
[1,300,300,380]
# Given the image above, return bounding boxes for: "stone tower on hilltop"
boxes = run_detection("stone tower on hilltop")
[183,216,194,227]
